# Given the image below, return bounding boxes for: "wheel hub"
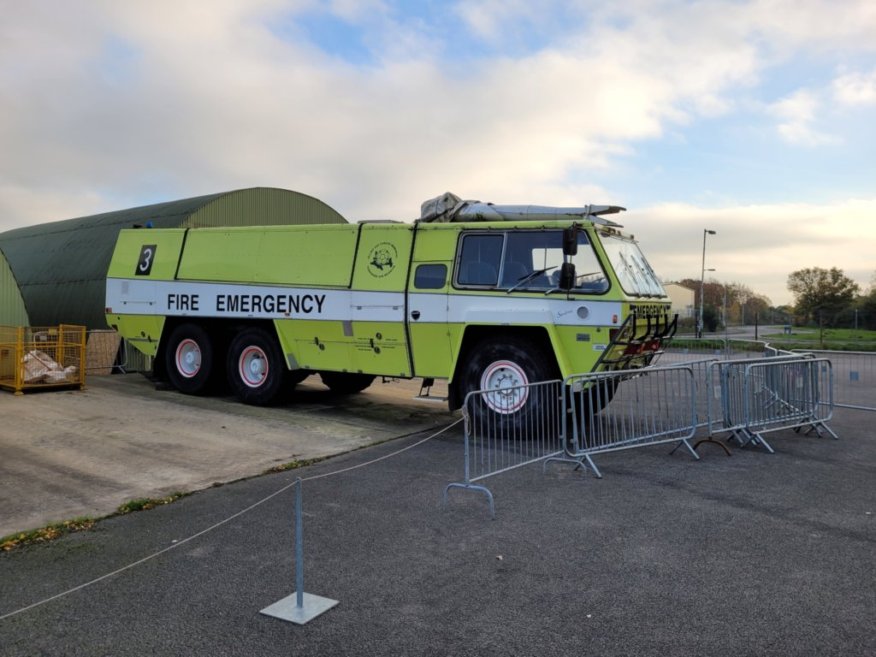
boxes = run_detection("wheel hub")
[175,339,201,378]
[239,346,268,388]
[480,360,529,414]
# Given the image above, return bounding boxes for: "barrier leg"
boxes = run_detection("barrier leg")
[727,429,748,447]
[260,479,339,625]
[443,482,496,519]
[669,438,701,460]
[580,454,602,479]
[543,454,603,479]
[803,421,839,440]
[742,430,775,454]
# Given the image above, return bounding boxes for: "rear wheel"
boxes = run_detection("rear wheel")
[165,323,215,395]
[459,335,558,431]
[319,372,375,394]
[227,328,286,405]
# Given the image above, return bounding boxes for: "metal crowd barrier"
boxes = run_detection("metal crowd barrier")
[711,357,836,452]
[657,356,720,430]
[794,350,875,412]
[709,356,782,441]
[443,379,565,517]
[745,358,836,447]
[552,365,699,478]
[663,339,766,362]
[444,355,842,516]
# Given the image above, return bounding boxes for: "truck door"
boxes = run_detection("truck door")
[406,226,454,378]
[348,224,414,377]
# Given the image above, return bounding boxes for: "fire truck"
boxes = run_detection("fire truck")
[106,192,674,424]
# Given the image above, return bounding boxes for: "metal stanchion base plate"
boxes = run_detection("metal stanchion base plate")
[260,593,339,625]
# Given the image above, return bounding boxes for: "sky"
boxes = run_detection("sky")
[1,0,874,306]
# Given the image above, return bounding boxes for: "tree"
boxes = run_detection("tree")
[745,294,771,324]
[723,282,770,325]
[772,305,794,325]
[702,305,720,332]
[787,267,859,326]
[675,278,773,328]
[678,277,725,310]
[855,271,876,330]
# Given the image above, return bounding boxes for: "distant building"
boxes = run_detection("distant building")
[0,245,29,326]
[663,283,696,319]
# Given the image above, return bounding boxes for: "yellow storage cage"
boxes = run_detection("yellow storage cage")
[0,325,86,394]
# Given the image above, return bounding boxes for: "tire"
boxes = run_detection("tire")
[226,327,287,405]
[319,372,375,395]
[164,323,215,395]
[458,335,558,432]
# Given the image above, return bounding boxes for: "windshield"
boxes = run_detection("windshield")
[598,233,665,297]
[456,230,609,293]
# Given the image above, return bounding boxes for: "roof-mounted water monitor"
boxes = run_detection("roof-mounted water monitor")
[419,191,625,226]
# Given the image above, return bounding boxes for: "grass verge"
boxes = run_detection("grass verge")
[265,457,326,474]
[1,518,96,552]
[0,461,329,553]
[1,493,189,553]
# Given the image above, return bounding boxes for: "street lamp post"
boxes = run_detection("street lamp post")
[698,229,717,338]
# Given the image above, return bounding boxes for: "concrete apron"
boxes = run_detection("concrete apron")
[0,374,455,537]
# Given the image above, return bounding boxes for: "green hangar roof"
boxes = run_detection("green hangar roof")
[0,187,347,329]
[0,246,30,326]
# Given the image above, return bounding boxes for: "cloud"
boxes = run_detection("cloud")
[327,0,389,23]
[453,0,561,43]
[833,68,876,106]
[767,89,837,146]
[0,185,107,231]
[0,1,743,225]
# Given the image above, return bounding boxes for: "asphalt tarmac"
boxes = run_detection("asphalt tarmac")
[1,406,873,656]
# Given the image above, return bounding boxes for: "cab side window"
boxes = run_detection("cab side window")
[414,264,447,289]
[457,234,503,286]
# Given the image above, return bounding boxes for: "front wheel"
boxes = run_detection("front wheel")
[458,335,558,432]
[227,328,286,405]
[165,323,215,395]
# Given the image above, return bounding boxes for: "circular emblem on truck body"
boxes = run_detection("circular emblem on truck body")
[367,242,398,278]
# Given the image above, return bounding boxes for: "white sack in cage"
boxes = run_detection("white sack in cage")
[22,350,62,384]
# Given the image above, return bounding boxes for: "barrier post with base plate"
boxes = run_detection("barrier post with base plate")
[260,478,338,625]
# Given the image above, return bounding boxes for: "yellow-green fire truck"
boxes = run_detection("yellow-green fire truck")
[106,192,673,424]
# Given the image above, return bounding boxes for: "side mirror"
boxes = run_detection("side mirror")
[562,225,578,256]
[559,262,576,289]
